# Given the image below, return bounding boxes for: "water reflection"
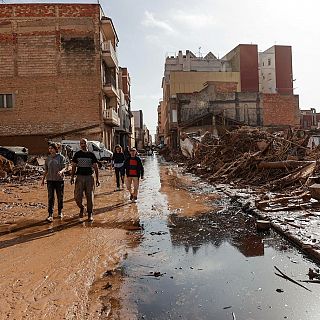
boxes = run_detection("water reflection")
[168,205,265,258]
[118,157,320,320]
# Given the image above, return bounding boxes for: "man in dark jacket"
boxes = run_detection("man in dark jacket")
[123,147,144,202]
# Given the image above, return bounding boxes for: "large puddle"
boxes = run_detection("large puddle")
[115,156,320,319]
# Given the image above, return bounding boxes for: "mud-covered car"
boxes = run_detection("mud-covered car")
[0,146,28,165]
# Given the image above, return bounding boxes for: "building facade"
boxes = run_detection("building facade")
[114,67,132,149]
[300,108,320,129]
[159,44,299,149]
[0,3,131,153]
[132,110,144,150]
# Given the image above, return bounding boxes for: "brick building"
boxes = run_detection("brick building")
[0,3,131,153]
[300,108,320,129]
[158,44,300,149]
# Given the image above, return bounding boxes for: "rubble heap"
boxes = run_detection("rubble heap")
[183,127,320,191]
[0,156,44,183]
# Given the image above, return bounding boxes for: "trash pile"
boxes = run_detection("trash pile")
[177,127,320,192]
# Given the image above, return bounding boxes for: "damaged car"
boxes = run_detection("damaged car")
[0,146,28,165]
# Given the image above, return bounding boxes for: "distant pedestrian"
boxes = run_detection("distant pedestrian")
[123,147,144,202]
[124,146,131,160]
[112,145,125,191]
[70,138,100,222]
[41,142,67,222]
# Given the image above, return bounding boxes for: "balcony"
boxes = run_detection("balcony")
[169,122,178,131]
[103,108,120,127]
[101,40,118,68]
[103,74,119,98]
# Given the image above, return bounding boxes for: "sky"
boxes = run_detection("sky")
[5,0,320,137]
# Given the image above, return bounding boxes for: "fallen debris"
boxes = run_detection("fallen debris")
[274,265,311,292]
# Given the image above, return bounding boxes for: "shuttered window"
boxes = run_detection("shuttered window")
[0,94,14,108]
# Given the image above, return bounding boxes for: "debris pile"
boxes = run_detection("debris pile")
[0,161,44,183]
[180,127,320,191]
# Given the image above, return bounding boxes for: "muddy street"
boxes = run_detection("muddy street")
[1,156,320,319]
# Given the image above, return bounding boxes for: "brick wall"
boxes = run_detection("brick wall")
[0,4,102,151]
[262,94,300,127]
[206,81,238,94]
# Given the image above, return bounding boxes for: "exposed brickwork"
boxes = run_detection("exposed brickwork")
[0,4,103,153]
[262,94,300,127]
[208,81,238,94]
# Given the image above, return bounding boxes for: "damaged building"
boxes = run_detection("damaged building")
[157,44,300,149]
[0,3,132,153]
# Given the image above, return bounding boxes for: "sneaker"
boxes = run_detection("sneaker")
[116,186,121,191]
[79,207,84,218]
[88,214,94,222]
[58,212,63,219]
[46,216,53,222]
[134,196,137,201]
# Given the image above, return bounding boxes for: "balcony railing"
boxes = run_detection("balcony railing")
[101,40,118,67]
[103,108,120,127]
[103,73,118,97]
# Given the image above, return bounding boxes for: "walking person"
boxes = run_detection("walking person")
[124,146,131,160]
[70,138,100,221]
[123,147,144,202]
[41,142,67,222]
[112,145,125,191]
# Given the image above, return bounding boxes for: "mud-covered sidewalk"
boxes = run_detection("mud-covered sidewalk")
[0,169,140,319]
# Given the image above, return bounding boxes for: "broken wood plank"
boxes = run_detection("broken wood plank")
[270,162,316,190]
[258,160,315,169]
[274,266,311,292]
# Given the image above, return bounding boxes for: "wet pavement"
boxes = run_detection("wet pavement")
[116,156,320,320]
[1,156,320,319]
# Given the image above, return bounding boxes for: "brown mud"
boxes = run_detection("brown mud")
[0,169,141,320]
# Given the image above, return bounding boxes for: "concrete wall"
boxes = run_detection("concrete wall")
[177,83,261,126]
[169,71,241,96]
[0,4,102,152]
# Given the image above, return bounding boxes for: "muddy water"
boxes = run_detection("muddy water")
[117,156,320,320]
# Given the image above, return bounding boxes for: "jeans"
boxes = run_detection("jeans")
[47,180,64,216]
[115,167,125,188]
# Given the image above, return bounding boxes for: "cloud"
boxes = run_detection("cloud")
[134,93,161,100]
[142,10,176,35]
[172,10,217,29]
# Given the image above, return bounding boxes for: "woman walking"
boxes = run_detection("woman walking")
[41,142,67,222]
[112,145,125,191]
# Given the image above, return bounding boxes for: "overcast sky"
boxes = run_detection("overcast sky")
[5,0,320,136]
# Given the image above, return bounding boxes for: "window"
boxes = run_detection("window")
[0,94,14,109]
[267,58,271,66]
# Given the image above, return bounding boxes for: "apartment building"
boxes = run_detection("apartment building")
[132,110,144,150]
[0,3,131,153]
[300,108,320,129]
[115,67,132,148]
[159,44,300,149]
